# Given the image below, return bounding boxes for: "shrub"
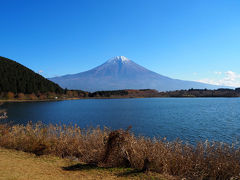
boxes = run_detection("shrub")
[6,92,15,99]
[28,93,38,100]
[17,93,25,100]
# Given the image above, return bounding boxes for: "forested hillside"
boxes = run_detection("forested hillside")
[0,56,63,94]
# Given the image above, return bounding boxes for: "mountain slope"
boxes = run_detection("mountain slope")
[50,56,222,92]
[0,56,63,94]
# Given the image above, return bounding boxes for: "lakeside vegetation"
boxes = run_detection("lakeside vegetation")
[89,88,240,98]
[159,88,240,97]
[2,88,240,102]
[0,89,88,101]
[0,123,240,179]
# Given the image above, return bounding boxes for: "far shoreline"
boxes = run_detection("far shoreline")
[0,97,82,103]
[1,96,240,103]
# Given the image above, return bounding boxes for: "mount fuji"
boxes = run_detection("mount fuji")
[50,56,222,92]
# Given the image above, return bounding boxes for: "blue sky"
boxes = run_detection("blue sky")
[1,0,240,86]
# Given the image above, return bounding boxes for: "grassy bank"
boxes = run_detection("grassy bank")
[0,147,170,180]
[0,123,240,179]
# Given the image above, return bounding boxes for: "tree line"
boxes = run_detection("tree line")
[0,56,63,94]
[158,88,240,97]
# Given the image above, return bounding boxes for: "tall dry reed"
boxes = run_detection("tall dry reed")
[0,122,240,179]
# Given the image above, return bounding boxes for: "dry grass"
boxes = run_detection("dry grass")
[0,147,170,180]
[0,123,240,179]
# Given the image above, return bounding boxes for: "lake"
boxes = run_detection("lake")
[1,98,240,144]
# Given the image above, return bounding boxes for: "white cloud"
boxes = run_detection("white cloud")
[197,71,240,87]
[225,71,240,81]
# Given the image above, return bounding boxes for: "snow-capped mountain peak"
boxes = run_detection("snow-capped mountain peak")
[107,56,130,63]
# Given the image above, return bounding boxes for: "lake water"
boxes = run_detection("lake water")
[1,98,240,144]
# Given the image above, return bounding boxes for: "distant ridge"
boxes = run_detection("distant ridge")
[0,56,63,94]
[50,56,225,92]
